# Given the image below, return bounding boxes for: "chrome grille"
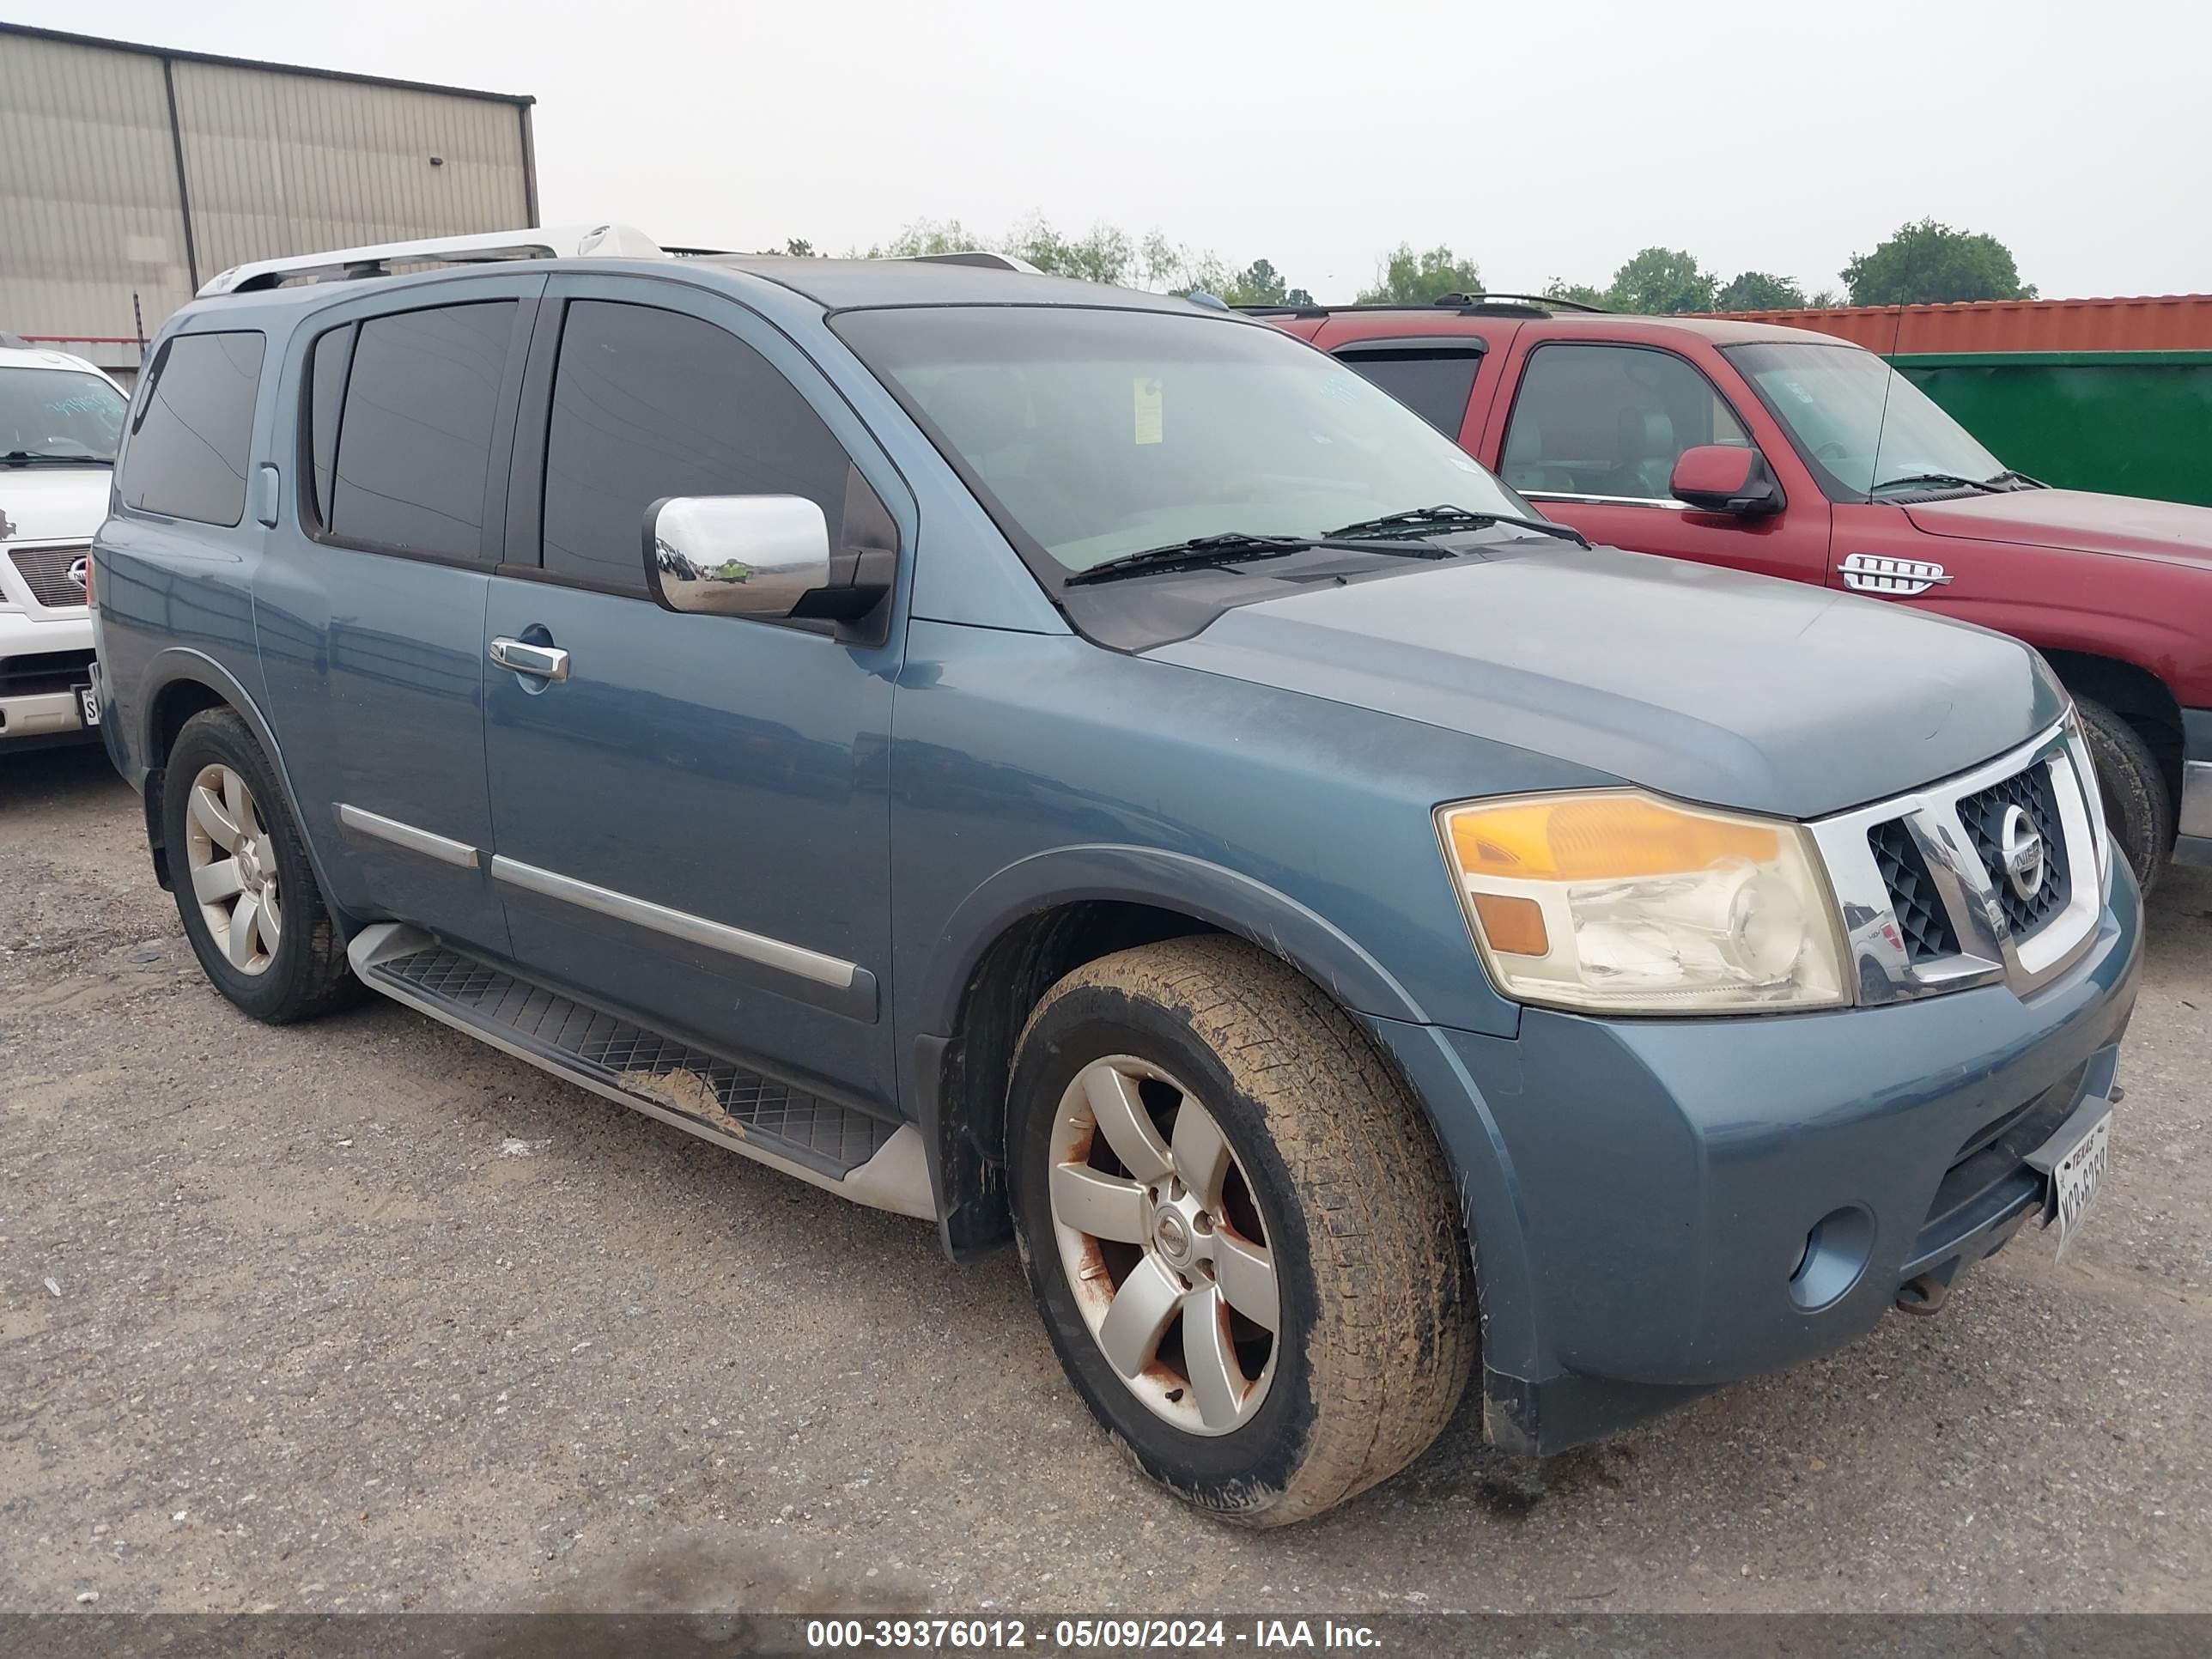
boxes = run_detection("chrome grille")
[1810,720,2103,1005]
[8,545,88,610]
[1866,819,1960,963]
[1957,763,2071,938]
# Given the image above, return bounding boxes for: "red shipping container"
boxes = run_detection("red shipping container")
[1713,293,2212,355]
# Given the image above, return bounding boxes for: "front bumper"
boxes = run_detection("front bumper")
[2177,708,2212,867]
[0,607,98,746]
[1366,857,2142,1455]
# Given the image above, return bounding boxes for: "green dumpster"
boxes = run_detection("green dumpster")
[1891,350,2212,507]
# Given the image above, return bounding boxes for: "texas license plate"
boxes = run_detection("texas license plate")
[73,683,100,726]
[2029,1101,2113,1256]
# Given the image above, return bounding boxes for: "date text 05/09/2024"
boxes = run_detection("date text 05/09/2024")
[804,1617,1384,1650]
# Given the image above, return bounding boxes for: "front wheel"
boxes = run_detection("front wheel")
[2074,696,2172,896]
[1008,937,1475,1527]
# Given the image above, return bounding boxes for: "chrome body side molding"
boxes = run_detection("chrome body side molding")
[488,854,860,991]
[334,803,481,868]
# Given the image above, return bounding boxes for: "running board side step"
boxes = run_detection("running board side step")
[346,923,933,1219]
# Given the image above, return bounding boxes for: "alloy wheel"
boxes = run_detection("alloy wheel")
[1046,1056,1280,1436]
[183,763,282,976]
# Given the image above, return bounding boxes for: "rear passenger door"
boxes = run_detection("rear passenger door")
[254,274,543,957]
[478,275,910,1115]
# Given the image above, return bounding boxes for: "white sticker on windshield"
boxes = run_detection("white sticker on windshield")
[1133,377,1164,445]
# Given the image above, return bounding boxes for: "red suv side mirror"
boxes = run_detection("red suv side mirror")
[1670,446,1783,517]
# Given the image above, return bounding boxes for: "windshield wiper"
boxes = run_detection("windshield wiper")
[1325,503,1590,549]
[1986,469,2048,489]
[1869,471,2002,495]
[1,449,110,466]
[1064,532,1449,587]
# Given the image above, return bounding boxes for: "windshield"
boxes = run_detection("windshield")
[1723,342,2004,500]
[0,367,129,465]
[836,306,1534,574]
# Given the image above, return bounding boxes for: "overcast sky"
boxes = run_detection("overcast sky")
[26,0,2212,302]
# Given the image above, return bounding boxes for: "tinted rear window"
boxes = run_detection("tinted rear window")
[328,302,514,559]
[119,331,264,525]
[1336,348,1484,438]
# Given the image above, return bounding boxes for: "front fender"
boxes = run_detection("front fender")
[913,842,1437,1037]
[902,842,1529,1307]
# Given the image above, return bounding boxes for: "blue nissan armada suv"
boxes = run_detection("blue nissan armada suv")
[90,226,2140,1526]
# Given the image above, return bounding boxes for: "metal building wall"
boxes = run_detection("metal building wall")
[170,59,532,282]
[0,31,193,377]
[0,26,533,381]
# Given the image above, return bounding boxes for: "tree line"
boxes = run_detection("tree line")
[767,216,2036,313]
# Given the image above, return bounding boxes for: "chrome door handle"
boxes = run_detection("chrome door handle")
[489,636,570,681]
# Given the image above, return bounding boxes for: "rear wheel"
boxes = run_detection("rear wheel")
[2075,696,2172,896]
[162,708,360,1024]
[1008,936,1475,1527]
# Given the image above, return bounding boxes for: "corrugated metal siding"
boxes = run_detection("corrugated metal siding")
[1716,295,2212,355]
[171,60,531,282]
[0,32,195,368]
[1,27,531,375]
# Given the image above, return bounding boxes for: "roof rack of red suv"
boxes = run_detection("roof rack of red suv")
[1236,290,1609,322]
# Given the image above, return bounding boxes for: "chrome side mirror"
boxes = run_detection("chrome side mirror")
[646,495,834,620]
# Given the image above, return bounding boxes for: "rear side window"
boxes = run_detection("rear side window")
[540,299,890,592]
[326,302,515,560]
[120,331,264,526]
[1336,347,1484,438]
[304,321,355,525]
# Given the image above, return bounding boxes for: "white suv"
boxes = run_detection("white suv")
[0,337,128,749]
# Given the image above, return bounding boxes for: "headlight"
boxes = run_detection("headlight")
[1436,791,1848,1014]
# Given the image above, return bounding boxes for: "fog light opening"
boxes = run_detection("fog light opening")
[1790,1205,1875,1311]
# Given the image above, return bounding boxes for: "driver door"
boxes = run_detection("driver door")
[1486,336,1832,585]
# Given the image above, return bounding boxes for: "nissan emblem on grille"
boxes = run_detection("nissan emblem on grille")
[2000,804,2046,901]
[1839,552,1953,596]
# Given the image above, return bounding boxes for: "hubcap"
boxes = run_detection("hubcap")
[1046,1056,1280,1437]
[182,763,283,977]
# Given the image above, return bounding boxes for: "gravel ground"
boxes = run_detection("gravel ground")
[3,743,2209,1614]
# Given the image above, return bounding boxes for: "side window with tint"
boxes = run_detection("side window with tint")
[325,302,515,559]
[1336,347,1484,439]
[120,331,264,526]
[1500,343,1749,502]
[540,300,892,593]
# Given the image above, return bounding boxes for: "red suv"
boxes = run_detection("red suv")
[1261,296,2212,889]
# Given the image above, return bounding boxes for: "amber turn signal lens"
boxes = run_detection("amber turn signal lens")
[1470,892,1548,957]
[1448,793,1778,881]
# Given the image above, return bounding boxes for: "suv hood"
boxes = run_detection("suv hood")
[0,465,113,544]
[1150,543,2061,821]
[1905,488,2212,570]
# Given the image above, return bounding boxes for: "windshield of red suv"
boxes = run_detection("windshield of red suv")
[838,305,1534,574]
[1724,342,2005,501]
[0,367,129,465]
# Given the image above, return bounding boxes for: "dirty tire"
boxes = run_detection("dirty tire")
[2075,696,2171,896]
[162,708,361,1024]
[1008,936,1475,1527]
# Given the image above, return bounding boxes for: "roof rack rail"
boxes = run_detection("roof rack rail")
[900,251,1045,274]
[1433,289,1607,314]
[1234,292,1607,322]
[197,222,667,298]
